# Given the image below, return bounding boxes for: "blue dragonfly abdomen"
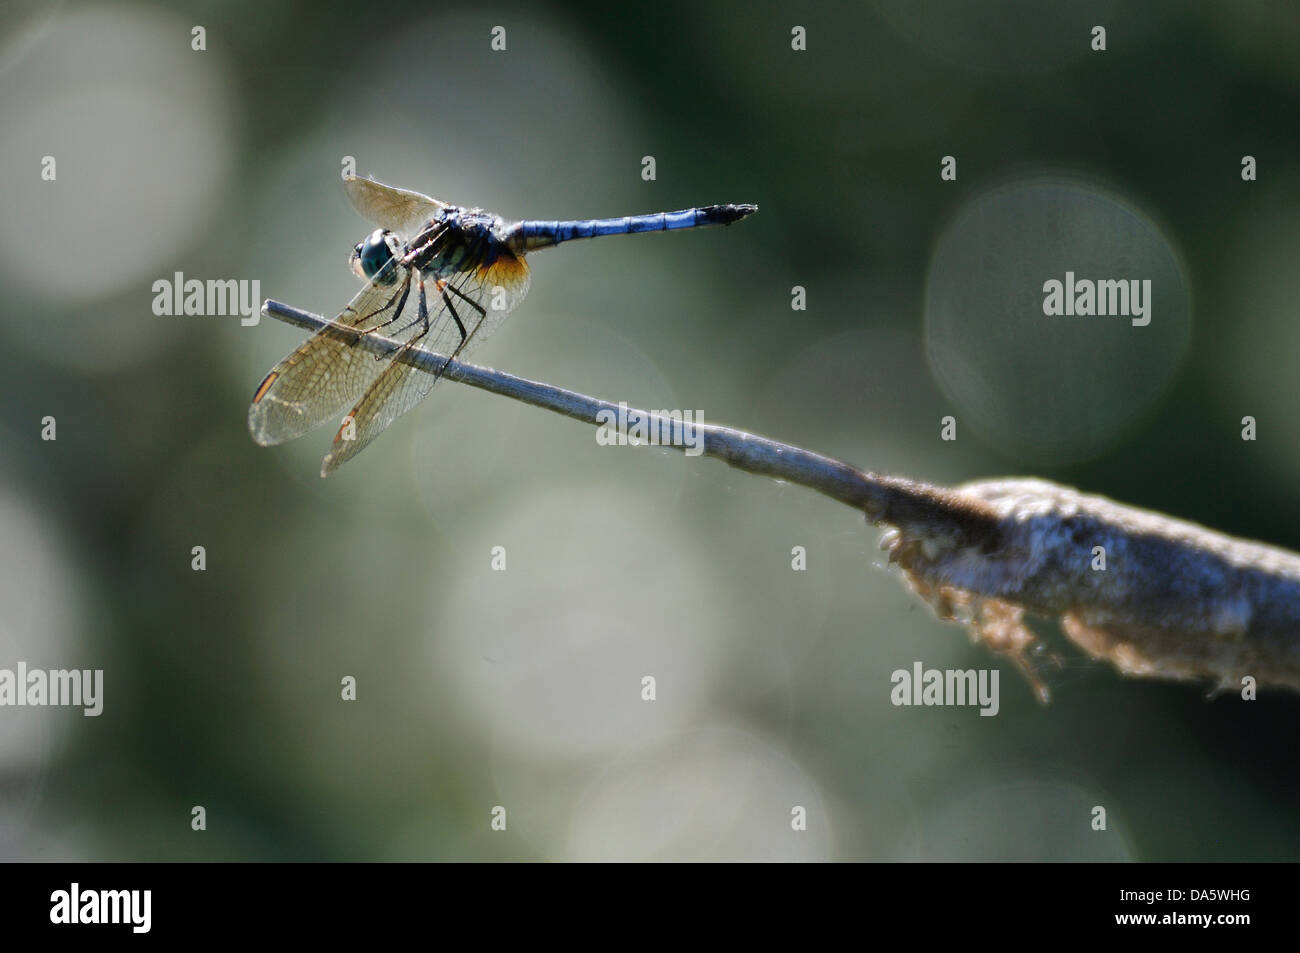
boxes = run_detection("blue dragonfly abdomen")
[508,204,757,252]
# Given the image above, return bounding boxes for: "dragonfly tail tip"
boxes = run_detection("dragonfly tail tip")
[710,203,758,225]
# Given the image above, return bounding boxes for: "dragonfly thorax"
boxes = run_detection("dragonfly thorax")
[414,207,509,275]
[350,228,405,286]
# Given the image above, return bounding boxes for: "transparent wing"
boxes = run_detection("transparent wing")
[248,262,422,446]
[320,251,531,475]
[344,175,446,237]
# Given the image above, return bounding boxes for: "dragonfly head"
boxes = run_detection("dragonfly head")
[351,228,403,285]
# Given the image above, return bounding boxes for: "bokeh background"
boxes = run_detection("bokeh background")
[1,0,1298,861]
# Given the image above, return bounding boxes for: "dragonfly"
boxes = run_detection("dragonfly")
[249,175,757,476]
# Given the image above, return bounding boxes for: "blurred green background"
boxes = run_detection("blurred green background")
[1,0,1298,861]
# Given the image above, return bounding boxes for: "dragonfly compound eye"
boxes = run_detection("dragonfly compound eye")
[354,228,397,284]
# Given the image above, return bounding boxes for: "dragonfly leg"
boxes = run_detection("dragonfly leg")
[440,286,469,346]
[445,282,492,366]
[354,274,412,359]
[418,276,430,333]
[445,282,487,324]
[434,283,489,375]
[381,271,434,344]
[350,273,410,331]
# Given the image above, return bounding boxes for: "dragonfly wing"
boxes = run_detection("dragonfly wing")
[344,175,446,237]
[248,264,419,446]
[320,251,531,475]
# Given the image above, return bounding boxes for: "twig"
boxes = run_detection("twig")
[260,298,1300,698]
